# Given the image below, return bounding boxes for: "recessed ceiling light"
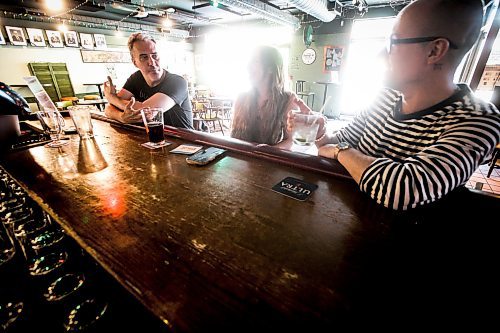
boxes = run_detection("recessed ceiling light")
[45,0,64,12]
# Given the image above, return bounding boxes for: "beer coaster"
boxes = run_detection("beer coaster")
[271,177,318,201]
[141,141,172,149]
[170,144,203,155]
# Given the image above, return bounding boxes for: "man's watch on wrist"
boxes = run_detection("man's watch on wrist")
[333,142,350,160]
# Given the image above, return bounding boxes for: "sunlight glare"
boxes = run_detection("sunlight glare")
[203,26,293,97]
[340,18,395,115]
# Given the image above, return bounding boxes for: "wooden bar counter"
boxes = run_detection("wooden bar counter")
[1,118,498,331]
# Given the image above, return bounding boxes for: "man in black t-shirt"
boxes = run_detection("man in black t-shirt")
[104,33,193,129]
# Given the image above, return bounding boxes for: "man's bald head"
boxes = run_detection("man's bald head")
[399,0,484,64]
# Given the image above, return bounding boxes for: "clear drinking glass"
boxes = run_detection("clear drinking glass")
[29,228,65,253]
[36,109,69,148]
[0,223,15,267]
[0,301,23,330]
[68,106,94,139]
[44,273,86,303]
[10,216,68,277]
[64,298,108,332]
[0,224,22,331]
[292,113,321,146]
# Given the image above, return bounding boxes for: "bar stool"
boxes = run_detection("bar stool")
[295,80,315,109]
[55,100,73,110]
[61,96,79,106]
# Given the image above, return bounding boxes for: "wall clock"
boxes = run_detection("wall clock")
[301,48,316,65]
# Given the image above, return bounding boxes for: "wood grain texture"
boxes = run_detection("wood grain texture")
[1,119,498,332]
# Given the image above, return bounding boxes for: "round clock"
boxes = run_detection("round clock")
[301,48,316,65]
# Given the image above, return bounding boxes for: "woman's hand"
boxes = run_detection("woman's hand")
[315,115,327,140]
[292,94,311,113]
[286,109,298,134]
[286,110,328,141]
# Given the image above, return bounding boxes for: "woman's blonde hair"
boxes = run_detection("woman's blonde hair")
[231,46,292,145]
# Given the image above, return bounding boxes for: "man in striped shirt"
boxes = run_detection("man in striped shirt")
[316,0,500,210]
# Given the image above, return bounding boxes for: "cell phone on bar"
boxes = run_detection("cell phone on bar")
[186,147,226,166]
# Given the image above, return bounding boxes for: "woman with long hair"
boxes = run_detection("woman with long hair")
[231,46,325,146]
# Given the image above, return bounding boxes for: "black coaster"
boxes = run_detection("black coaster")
[271,177,318,201]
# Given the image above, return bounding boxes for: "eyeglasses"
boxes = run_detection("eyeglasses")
[137,53,160,63]
[386,35,459,53]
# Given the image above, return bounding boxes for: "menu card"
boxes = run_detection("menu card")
[23,76,58,111]
[170,144,203,155]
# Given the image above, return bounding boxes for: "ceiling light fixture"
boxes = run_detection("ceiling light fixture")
[45,0,64,12]
[163,17,173,28]
[214,0,300,29]
[58,23,68,32]
[286,0,341,22]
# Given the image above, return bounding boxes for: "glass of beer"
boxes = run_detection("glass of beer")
[141,108,165,145]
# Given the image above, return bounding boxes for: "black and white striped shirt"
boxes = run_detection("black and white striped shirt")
[336,84,500,210]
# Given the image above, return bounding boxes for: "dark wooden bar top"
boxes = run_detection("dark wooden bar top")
[1,118,498,331]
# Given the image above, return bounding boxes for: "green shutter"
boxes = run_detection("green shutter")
[28,62,75,102]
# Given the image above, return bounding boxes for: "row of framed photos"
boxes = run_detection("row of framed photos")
[0,26,107,49]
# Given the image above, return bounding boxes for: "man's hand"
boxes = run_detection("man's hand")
[318,144,339,160]
[103,76,116,100]
[120,97,142,123]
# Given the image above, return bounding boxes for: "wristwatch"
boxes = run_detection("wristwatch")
[333,142,350,160]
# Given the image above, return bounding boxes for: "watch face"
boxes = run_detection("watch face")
[338,142,349,150]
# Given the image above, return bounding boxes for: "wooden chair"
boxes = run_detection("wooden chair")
[203,102,225,135]
[192,100,205,131]
[55,100,73,110]
[61,96,78,105]
[486,144,500,178]
[208,99,233,132]
[83,95,100,101]
[194,101,224,135]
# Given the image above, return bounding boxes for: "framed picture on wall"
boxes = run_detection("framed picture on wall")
[94,34,107,50]
[5,26,27,46]
[324,46,344,72]
[0,29,6,45]
[80,50,131,63]
[64,31,79,47]
[80,33,93,50]
[46,30,63,48]
[26,28,46,47]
